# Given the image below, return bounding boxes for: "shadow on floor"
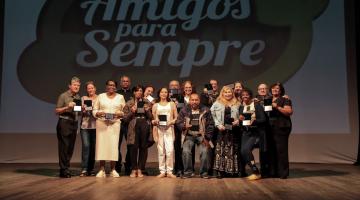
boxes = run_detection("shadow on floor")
[288,168,349,178]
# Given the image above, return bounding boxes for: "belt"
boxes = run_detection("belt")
[135,116,146,119]
[59,116,77,122]
[187,132,202,137]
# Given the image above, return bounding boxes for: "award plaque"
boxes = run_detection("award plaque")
[242,113,252,126]
[105,113,115,120]
[190,114,200,131]
[204,84,213,95]
[146,95,154,103]
[84,100,92,111]
[158,115,167,126]
[73,99,82,112]
[137,101,145,114]
[264,98,273,112]
[224,117,234,130]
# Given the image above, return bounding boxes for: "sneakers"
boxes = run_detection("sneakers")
[246,174,261,181]
[137,169,144,178]
[96,170,106,178]
[157,173,166,178]
[130,170,137,178]
[167,173,177,178]
[200,173,210,179]
[79,170,88,177]
[110,170,120,178]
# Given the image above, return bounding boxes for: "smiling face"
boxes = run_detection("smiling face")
[144,86,154,97]
[69,80,80,94]
[234,82,243,93]
[271,85,281,97]
[106,81,117,94]
[189,93,200,110]
[210,80,218,91]
[222,87,234,101]
[241,91,251,104]
[257,83,268,96]
[184,82,192,96]
[159,88,169,101]
[134,88,143,99]
[86,83,96,96]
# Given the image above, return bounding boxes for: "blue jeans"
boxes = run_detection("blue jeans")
[80,129,96,172]
[182,135,209,175]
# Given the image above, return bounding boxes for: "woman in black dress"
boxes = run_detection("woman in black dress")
[268,83,293,179]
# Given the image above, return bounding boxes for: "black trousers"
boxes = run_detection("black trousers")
[56,118,77,173]
[116,122,131,173]
[240,132,258,164]
[208,129,218,175]
[174,126,184,174]
[269,126,291,178]
[236,129,246,175]
[130,119,149,170]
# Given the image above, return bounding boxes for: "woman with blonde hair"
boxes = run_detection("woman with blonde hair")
[210,86,240,178]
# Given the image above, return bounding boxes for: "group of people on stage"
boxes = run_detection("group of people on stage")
[55,76,293,180]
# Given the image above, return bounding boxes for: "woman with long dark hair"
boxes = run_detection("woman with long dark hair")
[152,87,178,178]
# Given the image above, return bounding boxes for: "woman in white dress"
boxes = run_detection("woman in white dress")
[93,80,125,178]
[152,87,178,178]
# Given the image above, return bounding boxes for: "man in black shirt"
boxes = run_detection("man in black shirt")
[116,75,132,175]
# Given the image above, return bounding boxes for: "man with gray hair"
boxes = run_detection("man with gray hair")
[55,77,81,178]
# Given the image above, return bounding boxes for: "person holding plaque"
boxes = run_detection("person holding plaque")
[238,89,267,181]
[144,85,156,104]
[176,93,214,179]
[152,87,178,178]
[268,82,293,179]
[79,81,97,177]
[123,85,153,178]
[210,86,240,178]
[254,83,273,178]
[55,77,81,178]
[201,79,220,108]
[93,80,125,178]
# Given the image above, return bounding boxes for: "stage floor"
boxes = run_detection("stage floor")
[0,163,359,200]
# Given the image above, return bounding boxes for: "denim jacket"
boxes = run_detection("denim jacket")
[210,101,240,127]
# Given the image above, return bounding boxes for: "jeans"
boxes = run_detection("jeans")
[80,129,96,172]
[182,135,209,175]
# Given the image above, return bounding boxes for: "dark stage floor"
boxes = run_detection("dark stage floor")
[0,163,359,200]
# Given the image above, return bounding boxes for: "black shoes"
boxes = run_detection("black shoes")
[59,171,71,178]
[216,171,223,179]
[200,173,210,179]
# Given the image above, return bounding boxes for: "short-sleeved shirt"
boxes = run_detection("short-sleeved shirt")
[56,90,81,121]
[269,97,292,128]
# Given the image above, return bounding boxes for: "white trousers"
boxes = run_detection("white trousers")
[156,128,174,174]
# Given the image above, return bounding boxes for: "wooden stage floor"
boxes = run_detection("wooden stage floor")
[0,163,359,200]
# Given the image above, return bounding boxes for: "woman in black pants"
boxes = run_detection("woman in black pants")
[239,88,267,181]
[268,83,293,179]
[123,85,153,178]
